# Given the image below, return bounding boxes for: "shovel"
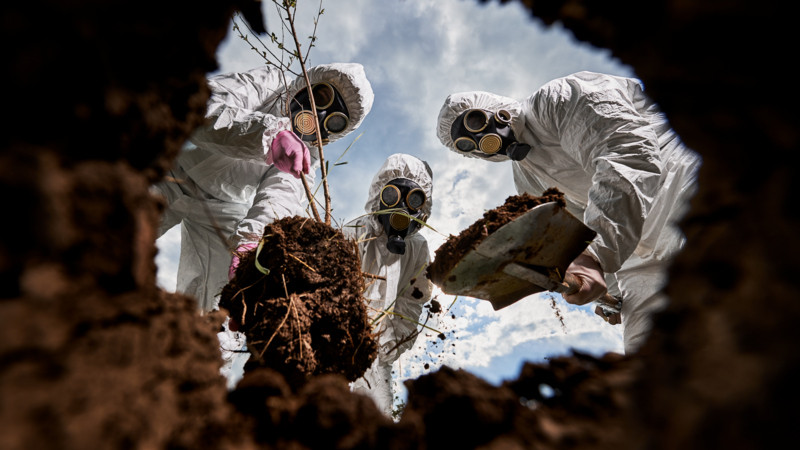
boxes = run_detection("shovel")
[432,201,622,314]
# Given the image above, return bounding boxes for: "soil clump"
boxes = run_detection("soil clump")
[0,281,249,448]
[228,367,418,449]
[219,215,378,390]
[427,188,566,285]
[401,352,637,449]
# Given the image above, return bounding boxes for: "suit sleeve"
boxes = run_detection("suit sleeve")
[529,77,663,273]
[230,165,314,246]
[189,66,292,164]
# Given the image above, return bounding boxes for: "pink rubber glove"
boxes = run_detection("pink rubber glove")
[562,252,607,306]
[229,242,258,280]
[266,130,310,178]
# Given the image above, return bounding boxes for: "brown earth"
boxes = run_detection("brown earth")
[1,0,797,449]
[427,188,566,285]
[219,216,378,391]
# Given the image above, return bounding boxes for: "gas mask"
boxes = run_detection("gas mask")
[289,82,350,145]
[377,178,427,255]
[450,108,531,161]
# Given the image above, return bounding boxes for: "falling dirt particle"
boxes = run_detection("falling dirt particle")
[437,333,446,341]
[548,294,567,334]
[424,363,430,370]
[429,299,442,314]
[412,286,423,299]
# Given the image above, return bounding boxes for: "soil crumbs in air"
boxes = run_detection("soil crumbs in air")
[219,215,378,391]
[427,188,566,284]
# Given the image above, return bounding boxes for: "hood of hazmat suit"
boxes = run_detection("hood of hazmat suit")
[345,153,434,417]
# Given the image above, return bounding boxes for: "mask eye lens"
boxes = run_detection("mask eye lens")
[380,185,401,208]
[454,137,477,152]
[406,189,426,211]
[464,109,489,133]
[311,83,335,109]
[324,112,348,133]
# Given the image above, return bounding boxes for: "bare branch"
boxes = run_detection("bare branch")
[284,4,333,224]
[303,0,324,63]
[232,1,333,224]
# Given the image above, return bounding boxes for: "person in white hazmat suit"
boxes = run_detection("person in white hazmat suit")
[343,153,434,417]
[151,63,374,386]
[436,72,700,354]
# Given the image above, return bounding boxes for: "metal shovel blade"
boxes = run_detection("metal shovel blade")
[434,202,597,310]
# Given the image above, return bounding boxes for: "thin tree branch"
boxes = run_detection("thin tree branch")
[285,4,332,225]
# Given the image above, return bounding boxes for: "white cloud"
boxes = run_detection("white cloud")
[155,225,180,292]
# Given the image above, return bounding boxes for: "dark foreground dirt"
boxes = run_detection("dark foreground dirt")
[2,0,798,449]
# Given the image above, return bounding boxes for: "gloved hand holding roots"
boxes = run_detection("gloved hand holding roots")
[229,242,258,281]
[267,130,310,178]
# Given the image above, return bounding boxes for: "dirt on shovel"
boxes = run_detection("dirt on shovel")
[427,188,566,285]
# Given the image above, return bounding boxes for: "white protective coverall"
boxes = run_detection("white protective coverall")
[343,153,434,417]
[153,63,374,312]
[437,72,700,353]
[152,64,373,388]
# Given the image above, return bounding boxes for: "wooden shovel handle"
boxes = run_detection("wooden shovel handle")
[563,273,623,313]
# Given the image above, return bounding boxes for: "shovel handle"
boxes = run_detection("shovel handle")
[562,273,622,314]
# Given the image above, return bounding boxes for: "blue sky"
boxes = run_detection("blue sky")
[156,0,632,394]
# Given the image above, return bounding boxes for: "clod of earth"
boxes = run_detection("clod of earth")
[219,215,378,390]
[427,188,566,286]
